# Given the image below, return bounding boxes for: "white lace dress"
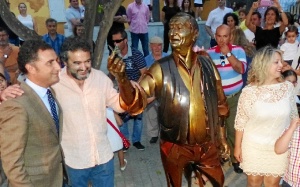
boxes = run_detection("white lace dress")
[234,81,299,176]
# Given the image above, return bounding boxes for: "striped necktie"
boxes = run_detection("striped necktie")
[47,89,59,134]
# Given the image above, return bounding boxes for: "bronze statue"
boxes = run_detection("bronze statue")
[108,12,230,187]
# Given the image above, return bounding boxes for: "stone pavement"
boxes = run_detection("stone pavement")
[112,122,247,187]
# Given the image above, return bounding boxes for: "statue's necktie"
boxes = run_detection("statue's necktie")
[47,89,59,134]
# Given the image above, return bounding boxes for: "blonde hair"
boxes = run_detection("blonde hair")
[231,28,255,57]
[247,46,283,85]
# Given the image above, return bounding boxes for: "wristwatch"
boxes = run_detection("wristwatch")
[3,54,8,58]
[225,52,232,58]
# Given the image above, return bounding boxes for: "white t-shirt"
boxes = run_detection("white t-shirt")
[65,5,85,32]
[205,7,233,35]
[17,14,34,30]
[143,0,151,5]
[194,0,203,4]
[17,14,34,41]
[280,41,299,61]
[244,29,255,43]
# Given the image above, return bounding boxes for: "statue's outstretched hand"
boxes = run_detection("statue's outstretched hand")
[107,51,126,81]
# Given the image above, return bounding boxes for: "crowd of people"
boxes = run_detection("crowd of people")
[0,0,300,186]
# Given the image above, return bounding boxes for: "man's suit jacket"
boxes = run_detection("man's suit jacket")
[0,82,63,187]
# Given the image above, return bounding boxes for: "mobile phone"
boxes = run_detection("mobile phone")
[259,0,274,7]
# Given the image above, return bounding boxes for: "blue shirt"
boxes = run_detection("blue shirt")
[121,47,146,81]
[207,44,247,96]
[42,33,65,56]
[279,0,297,11]
[144,52,169,68]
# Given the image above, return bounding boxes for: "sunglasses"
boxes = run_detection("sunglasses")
[113,38,125,43]
[220,55,226,67]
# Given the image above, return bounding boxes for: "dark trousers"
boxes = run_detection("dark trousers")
[163,23,170,53]
[130,32,149,57]
[282,180,291,187]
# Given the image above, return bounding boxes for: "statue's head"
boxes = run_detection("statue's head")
[168,12,199,55]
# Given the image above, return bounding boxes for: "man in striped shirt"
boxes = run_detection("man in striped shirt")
[112,28,147,151]
[207,24,247,174]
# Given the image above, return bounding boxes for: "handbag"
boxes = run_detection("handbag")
[107,118,130,149]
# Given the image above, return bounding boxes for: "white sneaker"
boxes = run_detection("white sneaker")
[120,159,127,171]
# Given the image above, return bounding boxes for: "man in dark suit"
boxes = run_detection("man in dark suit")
[0,40,63,187]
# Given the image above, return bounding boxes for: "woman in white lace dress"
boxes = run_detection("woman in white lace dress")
[234,46,299,187]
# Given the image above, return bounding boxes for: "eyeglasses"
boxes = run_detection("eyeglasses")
[220,55,226,67]
[112,38,125,43]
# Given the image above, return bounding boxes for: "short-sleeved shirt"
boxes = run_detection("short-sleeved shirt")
[17,14,34,41]
[244,29,255,43]
[17,14,33,30]
[255,26,281,50]
[205,7,233,35]
[65,5,85,32]
[143,0,151,5]
[121,47,146,81]
[280,41,299,61]
[283,126,300,186]
[42,33,65,55]
[194,0,203,4]
[162,6,181,24]
[207,44,247,96]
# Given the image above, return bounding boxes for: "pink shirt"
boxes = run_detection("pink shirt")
[53,68,124,169]
[284,127,300,186]
[127,2,150,34]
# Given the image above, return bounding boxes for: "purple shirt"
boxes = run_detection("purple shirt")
[127,2,150,34]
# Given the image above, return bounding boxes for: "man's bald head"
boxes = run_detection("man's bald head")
[216,24,230,35]
[215,24,231,46]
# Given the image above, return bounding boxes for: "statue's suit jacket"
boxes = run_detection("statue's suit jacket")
[0,82,63,187]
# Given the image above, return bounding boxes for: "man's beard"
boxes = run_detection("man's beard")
[70,69,91,80]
